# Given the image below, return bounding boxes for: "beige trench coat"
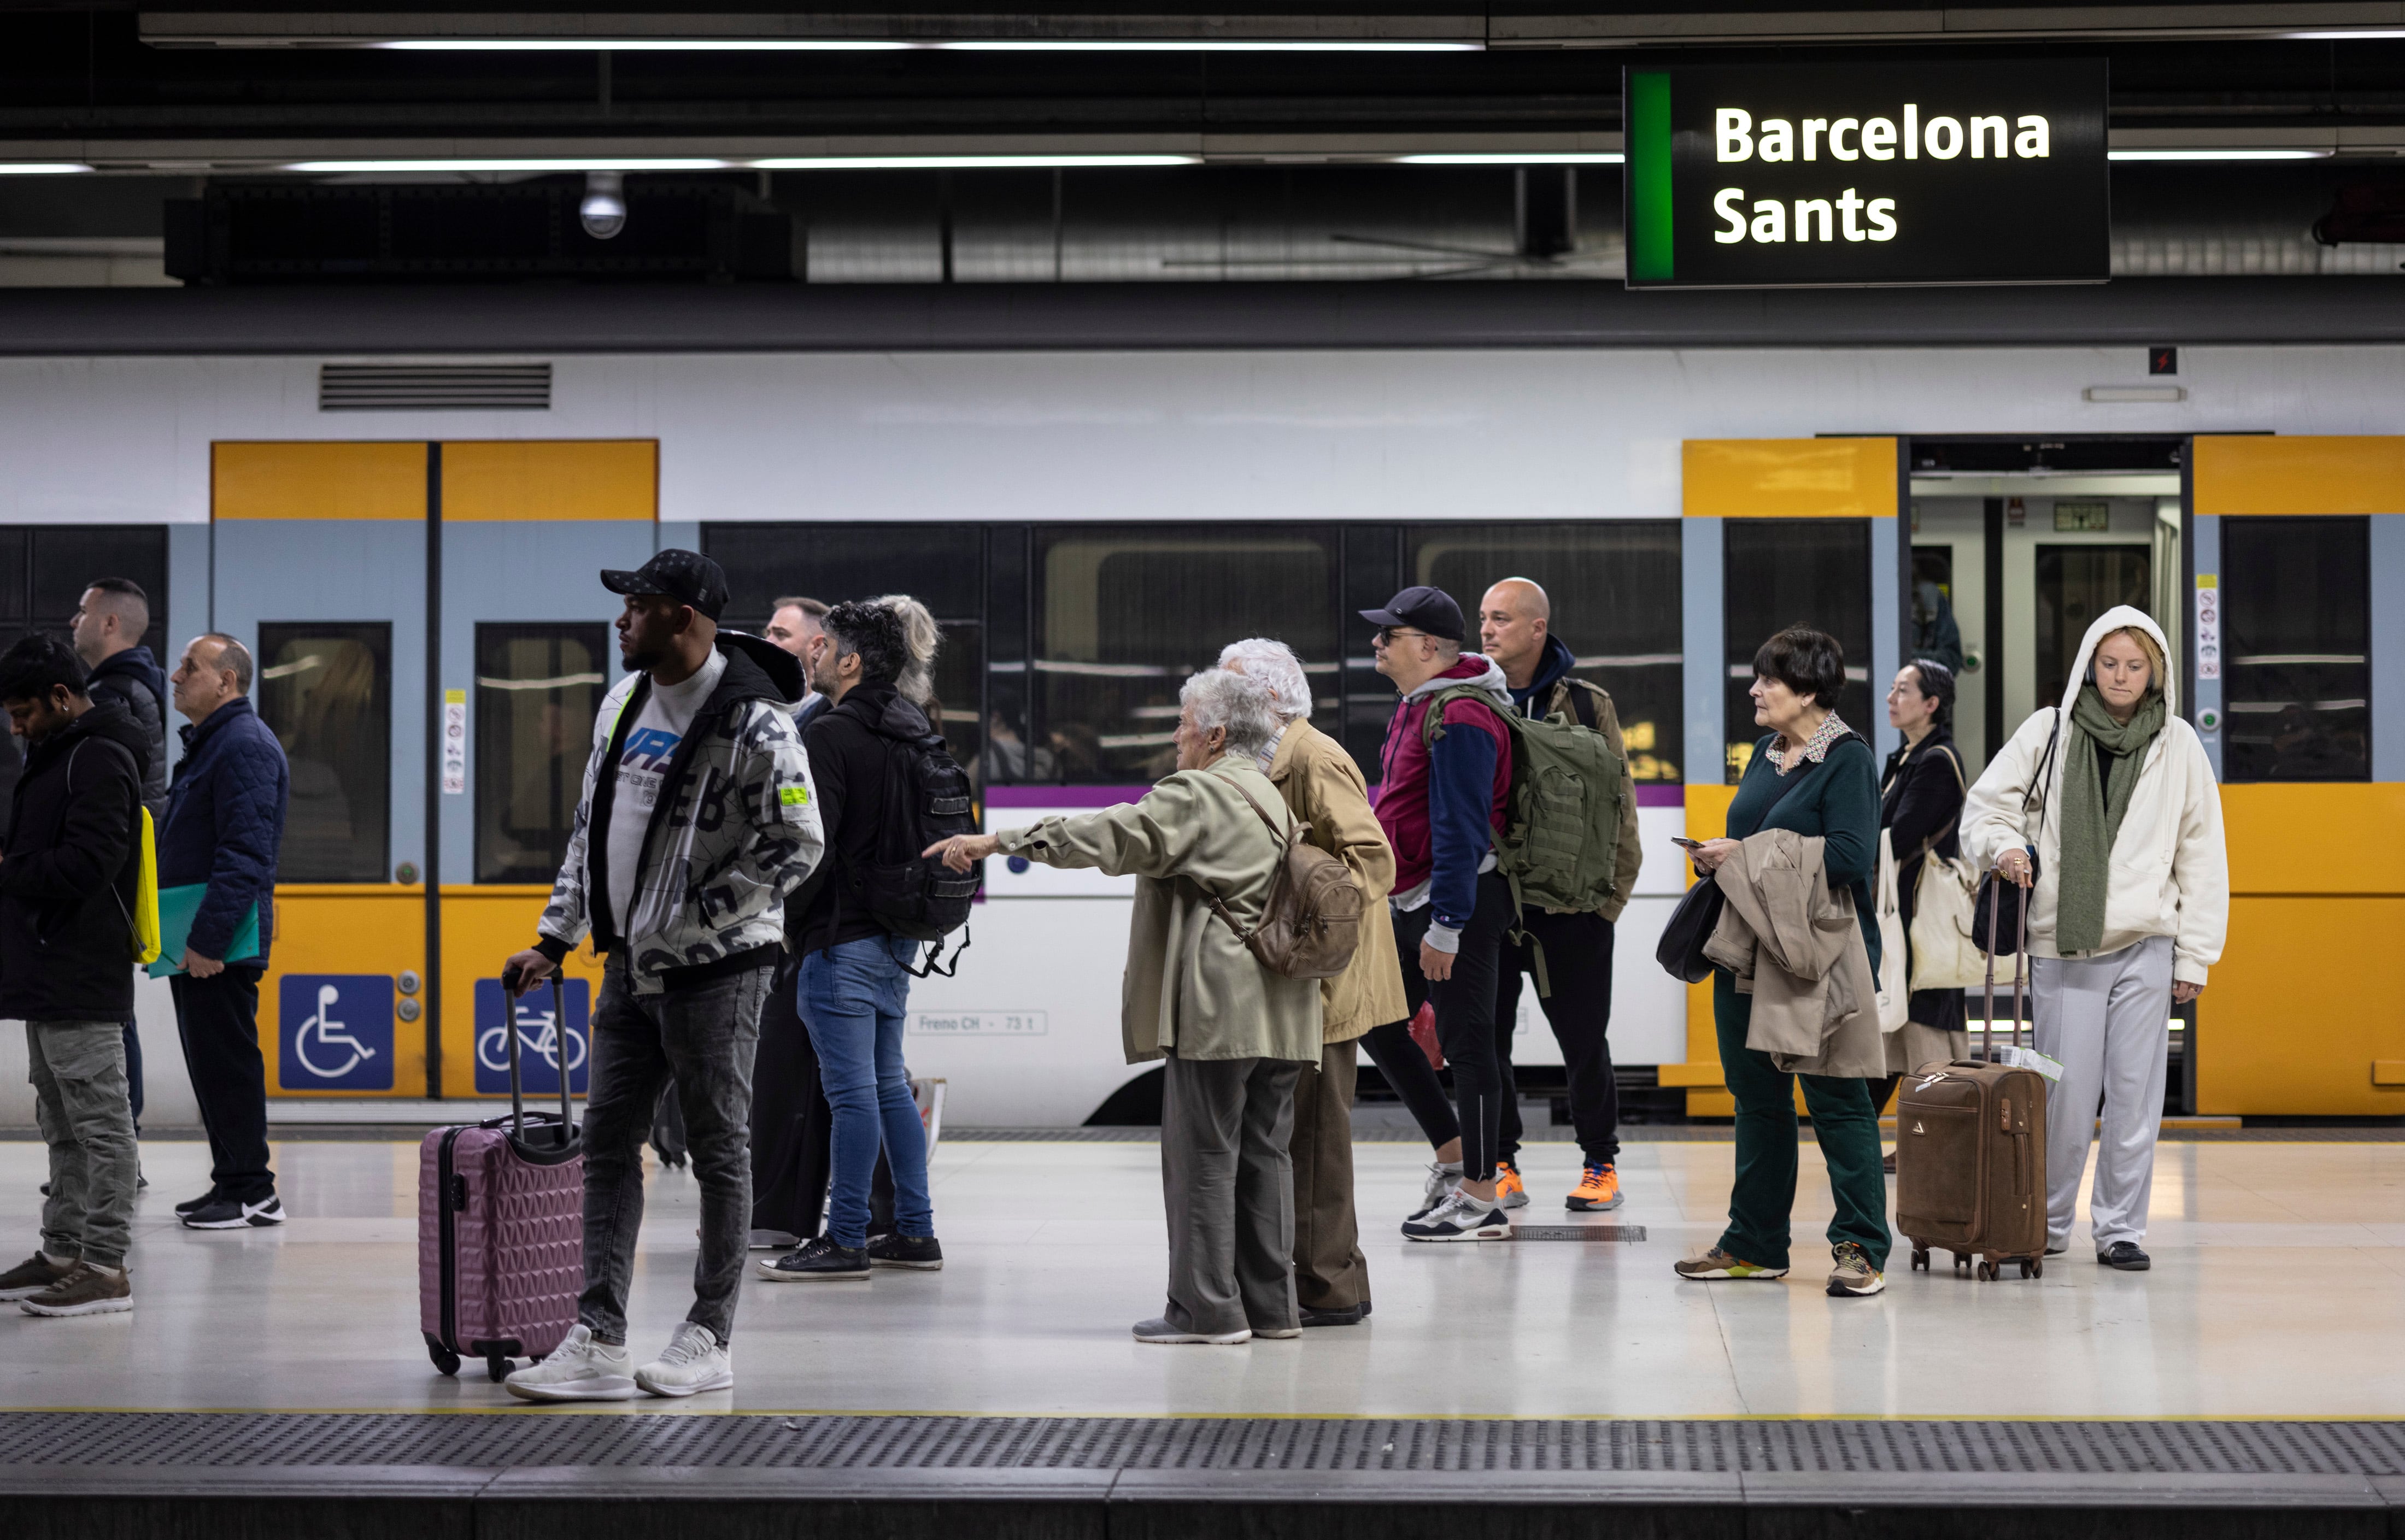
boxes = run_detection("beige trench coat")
[1702,828,1886,1079]
[996,759,1323,1067]
[1264,720,1407,1043]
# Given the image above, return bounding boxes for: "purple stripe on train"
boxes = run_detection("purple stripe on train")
[984,783,1688,810]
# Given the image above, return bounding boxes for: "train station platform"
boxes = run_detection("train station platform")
[8,1132,2405,1536]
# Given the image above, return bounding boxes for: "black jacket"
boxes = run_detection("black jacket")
[86,645,169,824]
[787,680,925,957]
[1880,728,1966,935]
[0,700,146,1020]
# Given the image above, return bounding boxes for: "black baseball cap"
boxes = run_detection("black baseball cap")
[1358,585,1464,643]
[600,549,729,621]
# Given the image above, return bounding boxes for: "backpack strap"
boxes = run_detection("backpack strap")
[1199,771,1295,947]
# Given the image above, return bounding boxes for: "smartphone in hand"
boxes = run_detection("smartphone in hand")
[1671,836,1705,851]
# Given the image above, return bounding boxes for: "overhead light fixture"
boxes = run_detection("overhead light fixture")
[579,171,626,238]
[375,38,915,51]
[0,162,95,175]
[751,154,1198,169]
[369,37,1478,52]
[2108,149,2332,161]
[931,40,1479,51]
[1396,152,1623,164]
[2285,28,2405,38]
[285,157,733,173]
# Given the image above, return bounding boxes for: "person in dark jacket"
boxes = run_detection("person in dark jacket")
[0,635,146,1317]
[1871,660,1971,1147]
[758,600,945,1282]
[1678,626,1891,1300]
[160,633,290,1232]
[71,577,168,1134]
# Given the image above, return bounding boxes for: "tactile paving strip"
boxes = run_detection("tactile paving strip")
[8,1414,2405,1476]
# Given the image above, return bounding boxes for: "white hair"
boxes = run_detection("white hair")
[871,593,941,713]
[1216,637,1312,722]
[1180,668,1281,762]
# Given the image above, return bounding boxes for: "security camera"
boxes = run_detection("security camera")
[579,171,626,240]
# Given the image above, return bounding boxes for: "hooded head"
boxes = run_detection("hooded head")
[2060,604,2177,716]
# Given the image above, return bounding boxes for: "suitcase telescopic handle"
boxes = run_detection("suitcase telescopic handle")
[1981,864,2033,1062]
[503,966,526,1140]
[551,973,573,1147]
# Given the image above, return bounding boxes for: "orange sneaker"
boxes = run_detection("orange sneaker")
[1567,1163,1623,1212]
[1493,1161,1529,1209]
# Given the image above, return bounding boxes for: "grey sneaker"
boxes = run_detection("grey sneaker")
[1673,1247,1788,1281]
[503,1324,638,1402]
[1401,1188,1511,1242]
[635,1321,733,1397]
[1132,1316,1251,1345]
[0,1253,76,1302]
[1411,1161,1464,1221]
[1827,1241,1886,1297]
[19,1261,131,1317]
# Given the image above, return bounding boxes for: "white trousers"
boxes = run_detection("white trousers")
[2030,934,2175,1250]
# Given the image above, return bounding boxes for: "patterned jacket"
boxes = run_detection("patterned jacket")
[535,632,824,995]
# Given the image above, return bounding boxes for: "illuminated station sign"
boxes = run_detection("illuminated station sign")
[1624,61,2109,287]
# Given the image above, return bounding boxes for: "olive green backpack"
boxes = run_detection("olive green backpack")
[1421,681,1629,994]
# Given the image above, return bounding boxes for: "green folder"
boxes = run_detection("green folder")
[149,884,262,979]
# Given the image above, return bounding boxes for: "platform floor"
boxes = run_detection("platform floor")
[7,1135,2405,1420]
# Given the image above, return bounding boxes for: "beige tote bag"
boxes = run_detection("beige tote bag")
[1905,745,1985,992]
[1873,828,1911,1033]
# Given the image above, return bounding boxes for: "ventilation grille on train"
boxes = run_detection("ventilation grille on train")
[318,363,551,412]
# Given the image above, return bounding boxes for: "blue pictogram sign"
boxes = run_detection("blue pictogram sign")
[278,974,396,1090]
[473,977,592,1096]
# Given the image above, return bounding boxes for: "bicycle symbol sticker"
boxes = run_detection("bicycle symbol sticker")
[277,975,396,1091]
[472,977,593,1096]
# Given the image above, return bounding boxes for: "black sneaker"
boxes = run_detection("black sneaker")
[173,1188,220,1216]
[755,1237,870,1282]
[2097,1241,2151,1271]
[181,1195,284,1230]
[1299,1302,1366,1327]
[866,1233,943,1271]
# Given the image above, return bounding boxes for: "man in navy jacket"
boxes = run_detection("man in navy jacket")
[160,634,290,1231]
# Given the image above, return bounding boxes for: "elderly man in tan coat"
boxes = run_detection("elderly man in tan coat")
[1219,638,1404,1329]
[929,667,1321,1345]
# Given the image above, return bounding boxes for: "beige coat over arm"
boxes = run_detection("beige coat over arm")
[1703,827,1886,1080]
[1265,720,1409,1044]
[996,760,1323,1067]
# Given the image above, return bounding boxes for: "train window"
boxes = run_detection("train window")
[1031,525,1341,784]
[1405,522,1684,781]
[2221,516,2369,782]
[1723,520,1872,781]
[476,623,610,883]
[2034,545,2151,710]
[257,621,391,883]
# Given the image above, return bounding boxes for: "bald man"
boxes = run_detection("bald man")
[1477,578,1644,1214]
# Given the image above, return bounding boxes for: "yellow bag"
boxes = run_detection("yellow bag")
[131,807,161,966]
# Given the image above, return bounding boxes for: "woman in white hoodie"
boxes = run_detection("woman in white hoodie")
[1961,605,2228,1272]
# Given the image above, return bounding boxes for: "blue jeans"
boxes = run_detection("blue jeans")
[799,934,933,1248]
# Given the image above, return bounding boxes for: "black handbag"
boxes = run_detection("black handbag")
[1971,710,2062,957]
[1656,874,1725,984]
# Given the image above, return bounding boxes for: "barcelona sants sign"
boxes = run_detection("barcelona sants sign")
[1624,60,2108,287]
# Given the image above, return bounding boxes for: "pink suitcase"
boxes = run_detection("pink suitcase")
[420,972,584,1382]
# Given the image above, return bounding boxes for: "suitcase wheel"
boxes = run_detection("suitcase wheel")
[485,1354,513,1384]
[1976,1259,1999,1282]
[429,1344,461,1377]
[1952,1253,1972,1276]
[2023,1258,2043,1279]
[1910,1248,1929,1272]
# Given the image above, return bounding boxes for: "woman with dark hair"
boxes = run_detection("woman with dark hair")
[1869,660,1970,1163]
[1678,626,1891,1298]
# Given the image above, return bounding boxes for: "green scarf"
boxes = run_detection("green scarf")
[2055,683,2168,953]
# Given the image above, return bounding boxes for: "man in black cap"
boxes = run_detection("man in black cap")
[502,549,824,1403]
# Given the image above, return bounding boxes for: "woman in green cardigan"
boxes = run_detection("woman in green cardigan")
[1676,626,1892,1300]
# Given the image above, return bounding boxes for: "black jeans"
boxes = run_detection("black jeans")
[169,967,274,1203]
[1494,909,1622,1168]
[1392,872,1513,1183]
[579,955,773,1345]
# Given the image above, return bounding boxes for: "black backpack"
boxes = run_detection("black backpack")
[844,703,981,975]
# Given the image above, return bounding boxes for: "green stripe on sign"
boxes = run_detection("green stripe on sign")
[1627,70,1673,283]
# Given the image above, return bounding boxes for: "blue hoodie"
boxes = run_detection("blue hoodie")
[1508,634,1580,720]
[159,696,290,967]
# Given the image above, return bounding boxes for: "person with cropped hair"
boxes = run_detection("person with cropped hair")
[928,667,1321,1344]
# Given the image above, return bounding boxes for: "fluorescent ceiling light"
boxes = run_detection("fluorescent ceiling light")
[2108,149,2331,161]
[932,40,1479,51]
[0,162,94,175]
[376,39,914,51]
[286,157,733,172]
[752,154,1197,169]
[2286,28,2405,38]
[1397,152,1623,164]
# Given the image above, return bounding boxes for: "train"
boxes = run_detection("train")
[0,297,2394,1127]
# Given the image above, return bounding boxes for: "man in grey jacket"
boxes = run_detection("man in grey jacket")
[502,550,822,1403]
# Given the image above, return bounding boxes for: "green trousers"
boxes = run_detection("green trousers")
[1712,972,1891,1271]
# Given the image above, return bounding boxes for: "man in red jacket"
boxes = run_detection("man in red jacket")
[1364,586,1517,1243]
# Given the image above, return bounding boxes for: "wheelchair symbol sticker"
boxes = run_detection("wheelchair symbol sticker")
[278,975,396,1091]
[473,978,591,1096]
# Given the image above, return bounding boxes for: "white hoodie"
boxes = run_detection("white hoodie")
[1960,604,2230,986]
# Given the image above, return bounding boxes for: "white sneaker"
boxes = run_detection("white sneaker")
[1131,1316,1251,1345]
[503,1324,639,1402]
[1401,1188,1512,1243]
[1411,1161,1464,1220]
[636,1321,734,1397]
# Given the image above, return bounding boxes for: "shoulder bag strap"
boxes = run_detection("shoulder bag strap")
[1903,744,1970,867]
[1200,770,1295,945]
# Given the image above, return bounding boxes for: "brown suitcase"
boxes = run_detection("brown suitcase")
[1894,879,2050,1281]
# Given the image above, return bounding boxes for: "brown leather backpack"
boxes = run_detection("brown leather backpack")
[1203,774,1365,981]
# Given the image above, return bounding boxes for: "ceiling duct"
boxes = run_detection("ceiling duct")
[319,362,552,410]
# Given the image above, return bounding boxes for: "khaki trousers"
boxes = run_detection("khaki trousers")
[1288,1038,1369,1310]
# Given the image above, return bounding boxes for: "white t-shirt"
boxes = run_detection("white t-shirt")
[605,649,724,928]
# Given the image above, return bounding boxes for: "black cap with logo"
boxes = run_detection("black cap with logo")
[600,548,730,621]
[1357,584,1465,643]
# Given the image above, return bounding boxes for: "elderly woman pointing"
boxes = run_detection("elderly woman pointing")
[929,667,1322,1344]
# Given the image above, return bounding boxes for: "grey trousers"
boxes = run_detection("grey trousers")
[580,956,773,1345]
[1289,1038,1369,1312]
[2032,934,2176,1250]
[29,1020,139,1271]
[1160,1050,1301,1336]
